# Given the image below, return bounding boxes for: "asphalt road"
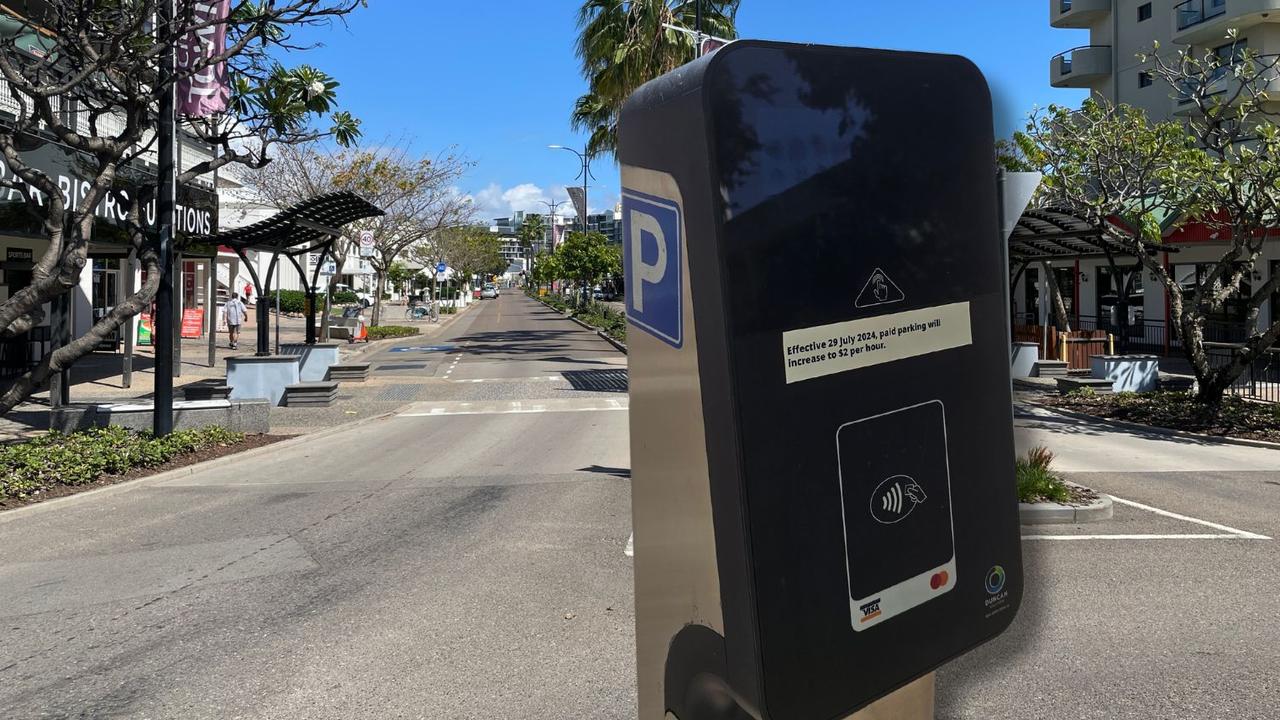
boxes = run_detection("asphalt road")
[0,294,636,719]
[2,294,1278,718]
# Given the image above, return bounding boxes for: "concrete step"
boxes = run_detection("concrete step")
[1055,377,1114,394]
[327,362,370,382]
[283,381,339,408]
[1034,360,1070,377]
[181,382,232,401]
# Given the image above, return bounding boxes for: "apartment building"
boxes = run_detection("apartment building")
[1033,0,1280,350]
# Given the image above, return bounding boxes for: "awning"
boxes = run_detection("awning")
[1009,207,1179,263]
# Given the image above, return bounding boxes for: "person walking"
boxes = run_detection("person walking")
[243,281,254,305]
[224,293,247,350]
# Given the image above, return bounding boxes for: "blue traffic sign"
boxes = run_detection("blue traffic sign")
[436,262,447,274]
[622,188,682,348]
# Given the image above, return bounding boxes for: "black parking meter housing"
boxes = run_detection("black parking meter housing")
[621,41,1022,719]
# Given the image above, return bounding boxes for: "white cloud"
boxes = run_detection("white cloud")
[468,182,558,220]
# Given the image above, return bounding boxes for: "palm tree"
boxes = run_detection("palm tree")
[573,0,739,159]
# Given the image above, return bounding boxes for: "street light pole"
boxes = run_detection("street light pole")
[548,145,590,233]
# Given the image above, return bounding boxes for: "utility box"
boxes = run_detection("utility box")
[621,41,1022,720]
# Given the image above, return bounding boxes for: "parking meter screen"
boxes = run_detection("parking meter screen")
[696,42,1023,718]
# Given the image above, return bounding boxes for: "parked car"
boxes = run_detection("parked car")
[592,286,615,301]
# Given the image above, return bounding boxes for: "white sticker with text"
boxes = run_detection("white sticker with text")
[782,302,973,384]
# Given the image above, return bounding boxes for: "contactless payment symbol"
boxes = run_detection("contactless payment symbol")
[854,267,904,309]
[622,188,682,348]
[836,400,957,631]
[870,474,927,524]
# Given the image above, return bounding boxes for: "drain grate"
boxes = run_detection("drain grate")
[562,369,629,393]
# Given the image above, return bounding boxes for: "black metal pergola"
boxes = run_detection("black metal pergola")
[1008,207,1179,288]
[186,191,384,355]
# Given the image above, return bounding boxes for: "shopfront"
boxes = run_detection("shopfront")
[0,135,218,380]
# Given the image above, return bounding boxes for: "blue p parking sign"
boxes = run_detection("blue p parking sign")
[622,188,682,348]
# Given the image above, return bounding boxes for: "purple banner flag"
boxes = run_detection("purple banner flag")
[176,1,232,117]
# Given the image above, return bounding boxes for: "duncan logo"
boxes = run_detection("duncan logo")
[858,598,882,623]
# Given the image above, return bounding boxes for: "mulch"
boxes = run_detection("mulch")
[0,434,293,512]
[1041,392,1280,444]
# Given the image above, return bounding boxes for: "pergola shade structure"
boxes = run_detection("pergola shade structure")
[186,191,384,355]
[1008,206,1179,285]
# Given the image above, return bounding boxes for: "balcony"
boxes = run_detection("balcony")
[1051,45,1112,88]
[1173,0,1280,45]
[1050,0,1111,28]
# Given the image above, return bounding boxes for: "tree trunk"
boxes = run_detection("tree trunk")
[1039,262,1071,331]
[372,272,386,326]
[0,258,161,415]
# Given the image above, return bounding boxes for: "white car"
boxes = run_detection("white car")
[481,284,498,299]
[334,283,373,307]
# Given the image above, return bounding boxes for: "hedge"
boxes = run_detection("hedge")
[267,289,361,314]
[367,325,420,340]
[1,426,245,500]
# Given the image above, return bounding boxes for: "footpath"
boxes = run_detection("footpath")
[0,301,480,441]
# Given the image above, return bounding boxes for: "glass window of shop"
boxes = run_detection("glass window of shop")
[1175,262,1252,341]
[1095,265,1144,331]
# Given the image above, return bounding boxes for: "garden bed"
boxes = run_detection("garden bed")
[529,291,626,344]
[1,427,290,511]
[1042,390,1280,443]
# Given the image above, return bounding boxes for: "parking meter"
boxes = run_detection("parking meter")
[621,41,1022,720]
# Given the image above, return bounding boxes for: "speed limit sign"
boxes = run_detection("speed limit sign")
[359,230,375,257]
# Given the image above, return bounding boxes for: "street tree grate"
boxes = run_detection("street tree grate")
[375,363,429,371]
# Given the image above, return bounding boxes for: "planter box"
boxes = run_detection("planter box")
[226,355,301,406]
[51,399,270,434]
[1011,342,1039,379]
[279,342,341,382]
[1090,354,1158,393]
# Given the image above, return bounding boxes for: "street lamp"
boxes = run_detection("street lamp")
[548,144,592,233]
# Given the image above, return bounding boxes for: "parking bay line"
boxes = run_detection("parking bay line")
[1023,494,1271,541]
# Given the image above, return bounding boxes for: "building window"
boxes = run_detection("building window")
[1138,3,1152,21]
[1139,71,1153,88]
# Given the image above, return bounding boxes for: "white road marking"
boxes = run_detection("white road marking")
[1024,493,1270,541]
[450,376,563,384]
[624,533,634,557]
[399,397,628,417]
[1109,495,1271,539]
[1023,534,1265,541]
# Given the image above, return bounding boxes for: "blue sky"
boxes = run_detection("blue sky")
[290,1,1088,221]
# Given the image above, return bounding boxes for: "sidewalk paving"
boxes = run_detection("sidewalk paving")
[0,301,479,442]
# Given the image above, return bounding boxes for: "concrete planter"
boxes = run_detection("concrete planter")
[1011,342,1039,379]
[226,355,301,406]
[279,343,341,382]
[51,399,270,434]
[1090,354,1158,392]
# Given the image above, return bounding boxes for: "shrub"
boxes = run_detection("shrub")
[331,290,360,305]
[1015,446,1071,503]
[1,426,246,500]
[367,325,420,340]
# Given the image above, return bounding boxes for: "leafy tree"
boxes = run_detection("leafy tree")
[517,213,545,270]
[555,231,616,305]
[1020,87,1280,403]
[1139,33,1280,402]
[384,262,415,297]
[432,225,502,299]
[573,0,739,158]
[0,1,365,414]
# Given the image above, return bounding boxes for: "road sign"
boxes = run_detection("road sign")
[622,189,682,348]
[359,230,375,257]
[620,41,1021,720]
[319,261,337,276]
[436,261,447,274]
